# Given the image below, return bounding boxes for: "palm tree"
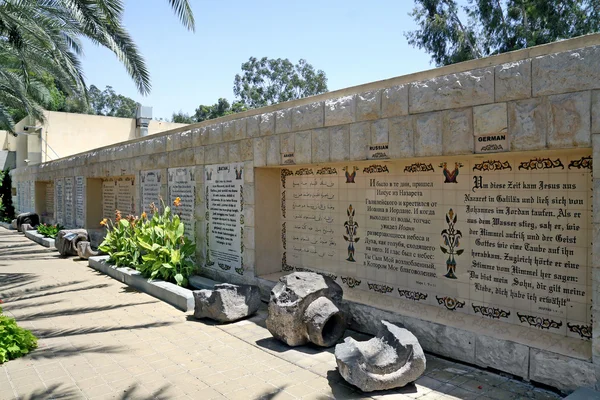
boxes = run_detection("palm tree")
[0,0,195,131]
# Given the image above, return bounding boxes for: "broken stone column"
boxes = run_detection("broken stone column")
[55,229,89,256]
[20,223,34,233]
[193,283,261,323]
[16,212,39,231]
[266,272,347,347]
[76,241,98,259]
[335,320,426,392]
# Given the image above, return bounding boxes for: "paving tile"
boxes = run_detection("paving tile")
[0,231,567,400]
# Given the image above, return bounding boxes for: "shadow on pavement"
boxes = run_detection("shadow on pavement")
[31,321,178,338]
[0,272,38,292]
[1,299,64,311]
[4,283,109,302]
[19,382,81,400]
[25,344,127,360]
[16,300,159,321]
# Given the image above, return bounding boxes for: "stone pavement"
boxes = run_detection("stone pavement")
[0,229,563,400]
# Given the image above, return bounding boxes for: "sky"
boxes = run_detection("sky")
[80,0,436,120]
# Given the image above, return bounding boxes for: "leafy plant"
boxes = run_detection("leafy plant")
[36,223,64,238]
[98,211,141,268]
[136,200,196,287]
[98,201,196,287]
[0,301,38,363]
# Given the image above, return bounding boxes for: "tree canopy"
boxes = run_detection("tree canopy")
[0,0,195,131]
[233,57,328,109]
[406,0,600,66]
[88,85,138,118]
[171,57,327,123]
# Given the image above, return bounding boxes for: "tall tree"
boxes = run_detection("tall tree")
[0,0,195,131]
[88,85,138,118]
[171,111,193,124]
[193,98,247,122]
[233,57,328,109]
[406,0,600,66]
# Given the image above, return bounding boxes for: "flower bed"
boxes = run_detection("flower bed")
[98,198,197,286]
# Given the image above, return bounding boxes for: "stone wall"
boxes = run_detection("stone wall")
[11,34,600,393]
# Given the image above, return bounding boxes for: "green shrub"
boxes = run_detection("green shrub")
[36,223,64,238]
[98,211,141,268]
[0,302,38,363]
[98,201,196,287]
[136,201,195,287]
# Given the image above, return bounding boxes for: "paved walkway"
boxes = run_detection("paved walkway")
[0,228,563,400]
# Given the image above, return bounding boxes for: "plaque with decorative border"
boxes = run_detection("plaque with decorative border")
[472,303,510,319]
[367,282,393,294]
[518,158,564,170]
[281,252,294,272]
[517,313,563,330]
[567,322,591,339]
[472,160,512,172]
[341,276,361,289]
[398,290,428,302]
[316,167,338,175]
[403,163,434,173]
[280,169,293,188]
[568,156,592,171]
[363,165,390,174]
[436,296,465,311]
[295,168,314,176]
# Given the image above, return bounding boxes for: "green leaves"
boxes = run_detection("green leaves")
[233,57,328,109]
[101,198,196,287]
[0,314,38,363]
[405,0,600,67]
[0,0,196,131]
[36,223,64,238]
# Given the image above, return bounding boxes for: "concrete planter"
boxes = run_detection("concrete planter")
[24,230,56,248]
[88,256,194,312]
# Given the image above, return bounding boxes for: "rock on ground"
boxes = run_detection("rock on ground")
[335,320,426,392]
[266,272,347,347]
[76,241,98,259]
[16,212,39,231]
[20,223,34,233]
[55,229,89,256]
[193,283,261,323]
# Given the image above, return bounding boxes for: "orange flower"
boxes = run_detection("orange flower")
[141,211,147,219]
[173,197,181,207]
[100,218,108,226]
[149,202,158,213]
[115,210,122,222]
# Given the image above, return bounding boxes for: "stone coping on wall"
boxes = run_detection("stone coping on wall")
[23,230,55,248]
[88,256,194,312]
[9,33,600,177]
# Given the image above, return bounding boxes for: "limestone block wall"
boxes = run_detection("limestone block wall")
[10,34,600,392]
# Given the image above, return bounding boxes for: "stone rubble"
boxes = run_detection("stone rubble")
[335,320,426,392]
[193,283,261,323]
[266,272,347,347]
